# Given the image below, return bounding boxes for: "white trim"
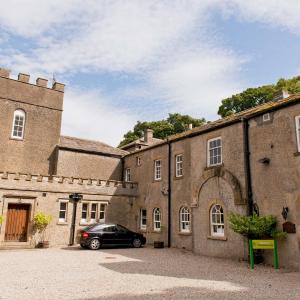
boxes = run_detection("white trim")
[263,113,270,122]
[295,116,300,152]
[58,200,68,223]
[11,109,26,139]
[175,154,183,177]
[153,208,161,231]
[154,160,162,181]
[81,202,88,224]
[210,204,225,237]
[125,168,131,182]
[207,137,222,167]
[140,208,147,230]
[179,207,190,233]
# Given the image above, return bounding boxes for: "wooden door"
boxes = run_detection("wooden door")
[5,204,30,241]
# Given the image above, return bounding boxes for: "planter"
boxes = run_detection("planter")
[154,241,164,248]
[36,241,50,248]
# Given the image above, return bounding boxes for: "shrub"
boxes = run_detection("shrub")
[229,213,287,239]
[33,212,52,242]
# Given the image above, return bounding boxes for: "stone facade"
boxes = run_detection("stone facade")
[1,68,300,269]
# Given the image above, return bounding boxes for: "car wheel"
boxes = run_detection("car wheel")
[132,238,142,248]
[89,239,101,250]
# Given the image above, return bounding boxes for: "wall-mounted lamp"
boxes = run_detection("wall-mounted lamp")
[281,207,289,221]
[258,157,270,164]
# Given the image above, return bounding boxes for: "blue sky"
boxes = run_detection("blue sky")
[0,1,299,146]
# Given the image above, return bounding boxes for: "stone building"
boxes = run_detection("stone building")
[0,68,300,269]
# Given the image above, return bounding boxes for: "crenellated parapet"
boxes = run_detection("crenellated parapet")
[0,171,138,197]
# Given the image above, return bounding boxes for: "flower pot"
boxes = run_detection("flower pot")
[154,241,164,248]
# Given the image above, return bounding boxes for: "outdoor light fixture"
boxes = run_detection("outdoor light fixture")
[281,207,289,221]
[69,193,83,246]
[258,157,270,164]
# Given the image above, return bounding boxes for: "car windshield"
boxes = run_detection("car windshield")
[84,224,111,232]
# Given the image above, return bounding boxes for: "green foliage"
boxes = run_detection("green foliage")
[119,113,206,147]
[33,212,52,232]
[0,215,3,224]
[218,76,300,117]
[228,213,287,239]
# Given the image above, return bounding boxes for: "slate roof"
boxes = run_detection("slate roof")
[59,136,128,157]
[119,136,163,150]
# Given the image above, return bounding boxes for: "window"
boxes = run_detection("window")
[99,203,107,223]
[295,116,300,152]
[90,203,97,223]
[136,156,141,166]
[81,203,88,223]
[180,207,190,233]
[154,160,162,180]
[153,208,161,231]
[59,202,68,223]
[11,109,25,139]
[140,209,147,230]
[263,113,270,122]
[125,168,131,182]
[208,137,222,166]
[175,154,183,177]
[210,204,225,237]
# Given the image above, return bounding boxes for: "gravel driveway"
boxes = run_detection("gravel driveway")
[0,246,299,299]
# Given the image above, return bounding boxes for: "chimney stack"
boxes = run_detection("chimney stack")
[144,129,153,144]
[0,68,10,78]
[18,73,30,83]
[273,90,290,101]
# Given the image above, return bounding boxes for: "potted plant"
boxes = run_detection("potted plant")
[33,212,52,248]
[229,213,286,264]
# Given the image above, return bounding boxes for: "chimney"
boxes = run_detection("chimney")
[273,90,290,101]
[144,129,153,144]
[18,73,30,83]
[0,68,10,78]
[188,123,193,130]
[36,77,48,87]
[52,81,65,92]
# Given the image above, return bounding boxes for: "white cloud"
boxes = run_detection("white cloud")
[62,87,137,146]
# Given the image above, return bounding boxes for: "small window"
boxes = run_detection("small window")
[263,113,270,122]
[90,203,97,223]
[81,203,88,223]
[140,209,147,230]
[99,203,107,223]
[295,116,300,152]
[154,160,162,181]
[125,168,131,182]
[59,202,68,223]
[210,204,225,237]
[207,137,222,167]
[153,208,161,231]
[180,207,190,232]
[136,157,141,166]
[175,154,183,177]
[11,109,25,139]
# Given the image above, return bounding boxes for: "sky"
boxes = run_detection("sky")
[0,0,300,146]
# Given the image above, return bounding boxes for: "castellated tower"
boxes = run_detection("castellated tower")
[0,68,65,175]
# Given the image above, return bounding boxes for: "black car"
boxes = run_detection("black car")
[79,223,146,250]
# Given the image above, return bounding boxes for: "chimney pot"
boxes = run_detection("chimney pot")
[144,129,154,144]
[18,73,30,83]
[273,90,290,101]
[52,81,65,92]
[36,77,48,87]
[0,68,10,78]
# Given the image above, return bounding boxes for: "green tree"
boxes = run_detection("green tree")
[119,113,206,147]
[218,76,300,117]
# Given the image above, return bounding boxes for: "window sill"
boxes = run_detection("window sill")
[9,137,24,141]
[153,179,162,183]
[205,163,224,171]
[152,230,162,233]
[140,228,147,232]
[207,235,227,241]
[174,175,184,180]
[57,222,68,226]
[178,231,192,236]
[294,152,300,157]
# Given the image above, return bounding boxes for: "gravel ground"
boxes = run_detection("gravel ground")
[0,246,299,300]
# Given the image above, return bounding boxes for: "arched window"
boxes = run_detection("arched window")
[11,109,25,139]
[180,207,190,232]
[210,204,225,237]
[153,208,161,231]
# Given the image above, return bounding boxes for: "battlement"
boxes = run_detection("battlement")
[0,171,138,197]
[0,68,65,92]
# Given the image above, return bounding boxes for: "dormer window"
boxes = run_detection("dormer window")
[11,109,25,139]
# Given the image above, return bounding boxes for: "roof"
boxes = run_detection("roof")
[125,93,300,156]
[119,136,162,150]
[59,136,128,157]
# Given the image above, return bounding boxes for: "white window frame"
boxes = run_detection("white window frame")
[58,201,68,223]
[210,204,225,237]
[11,109,26,139]
[99,203,107,223]
[125,168,131,182]
[175,154,183,177]
[207,137,222,167]
[180,207,191,233]
[295,116,300,152]
[81,202,88,224]
[136,156,141,166]
[154,160,162,181]
[153,208,161,231]
[263,113,270,122]
[140,209,147,230]
[90,203,98,223]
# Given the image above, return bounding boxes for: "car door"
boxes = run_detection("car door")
[101,225,117,244]
[115,225,132,245]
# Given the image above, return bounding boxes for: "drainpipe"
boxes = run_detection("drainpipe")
[242,118,254,216]
[68,193,82,246]
[167,139,172,248]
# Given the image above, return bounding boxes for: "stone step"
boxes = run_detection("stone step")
[0,242,34,250]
